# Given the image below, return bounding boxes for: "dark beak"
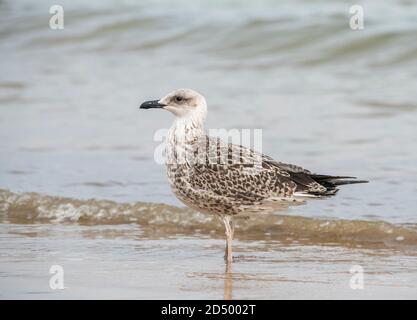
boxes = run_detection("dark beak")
[140,100,166,109]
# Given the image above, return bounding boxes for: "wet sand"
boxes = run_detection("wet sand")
[1,222,417,299]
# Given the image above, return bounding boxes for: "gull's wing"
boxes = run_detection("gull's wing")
[261,152,368,195]
[186,137,366,203]
[261,154,311,174]
[185,137,299,207]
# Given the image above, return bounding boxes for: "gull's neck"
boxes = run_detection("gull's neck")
[165,115,205,167]
[168,115,205,144]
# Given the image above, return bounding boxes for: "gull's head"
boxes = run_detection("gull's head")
[140,89,207,122]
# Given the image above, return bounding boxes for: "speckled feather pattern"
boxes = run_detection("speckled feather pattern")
[165,120,328,216]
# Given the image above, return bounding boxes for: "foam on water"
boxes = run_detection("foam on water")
[1,189,417,249]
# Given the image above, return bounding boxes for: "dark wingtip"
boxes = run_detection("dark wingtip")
[332,179,369,186]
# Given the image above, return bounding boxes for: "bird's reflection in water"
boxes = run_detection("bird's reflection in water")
[224,262,233,300]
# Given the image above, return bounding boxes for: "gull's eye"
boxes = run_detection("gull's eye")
[175,96,183,103]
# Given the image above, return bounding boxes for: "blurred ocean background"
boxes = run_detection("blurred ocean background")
[1,0,417,299]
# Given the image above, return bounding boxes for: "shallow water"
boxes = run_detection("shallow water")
[1,0,417,299]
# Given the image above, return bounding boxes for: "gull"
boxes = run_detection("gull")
[140,89,367,263]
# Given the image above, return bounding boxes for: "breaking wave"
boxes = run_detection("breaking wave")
[1,189,417,249]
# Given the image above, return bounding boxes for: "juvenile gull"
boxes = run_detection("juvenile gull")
[140,89,367,263]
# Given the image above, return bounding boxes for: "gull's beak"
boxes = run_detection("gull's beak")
[139,100,166,109]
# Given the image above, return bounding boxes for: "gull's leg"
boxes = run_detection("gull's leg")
[222,215,233,263]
